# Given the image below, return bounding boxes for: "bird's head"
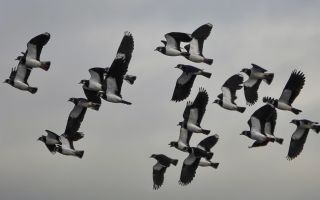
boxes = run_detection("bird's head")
[150,154,157,159]
[37,136,45,142]
[154,46,165,54]
[177,121,184,127]
[168,141,178,148]
[3,79,11,84]
[290,119,299,126]
[78,79,88,85]
[68,97,78,104]
[213,99,221,104]
[175,64,183,70]
[241,68,251,76]
[240,131,250,137]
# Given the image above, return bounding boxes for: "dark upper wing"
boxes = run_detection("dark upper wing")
[64,104,87,139]
[171,72,196,102]
[197,134,219,152]
[83,87,101,105]
[191,23,213,40]
[183,101,193,123]
[190,88,209,125]
[105,55,126,97]
[279,70,305,105]
[222,74,243,103]
[27,32,50,60]
[153,163,167,190]
[249,104,275,134]
[116,31,134,70]
[251,63,267,73]
[244,78,262,105]
[287,128,309,160]
[165,32,192,51]
[179,154,200,186]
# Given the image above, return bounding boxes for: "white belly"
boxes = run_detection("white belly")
[223,100,237,110]
[251,131,268,142]
[106,92,122,103]
[188,54,204,62]
[89,81,102,91]
[277,102,291,110]
[187,123,202,133]
[26,57,41,68]
[14,81,29,90]
[165,48,181,56]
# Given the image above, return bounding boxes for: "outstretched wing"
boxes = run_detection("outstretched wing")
[171,72,196,102]
[244,78,262,106]
[105,32,134,97]
[179,153,200,186]
[189,88,209,126]
[26,32,50,60]
[222,74,243,103]
[64,103,87,140]
[287,128,309,160]
[279,70,305,105]
[165,32,192,51]
[15,61,32,84]
[189,23,213,56]
[197,134,219,152]
[153,163,167,190]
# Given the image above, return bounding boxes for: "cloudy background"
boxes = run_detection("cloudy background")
[1,0,320,199]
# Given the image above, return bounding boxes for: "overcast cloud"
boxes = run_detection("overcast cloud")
[1,1,320,200]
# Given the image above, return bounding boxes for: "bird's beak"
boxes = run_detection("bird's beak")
[154,48,157,51]
[240,132,244,135]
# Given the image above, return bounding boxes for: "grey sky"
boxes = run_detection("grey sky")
[1,0,320,199]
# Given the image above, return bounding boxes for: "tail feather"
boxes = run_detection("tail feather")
[312,125,320,133]
[75,150,84,159]
[124,75,136,85]
[40,61,50,71]
[291,108,302,115]
[275,137,284,145]
[263,73,274,85]
[237,106,246,113]
[121,100,132,105]
[206,152,213,161]
[28,87,38,94]
[201,71,212,79]
[171,159,178,166]
[91,103,101,111]
[211,162,219,169]
[202,129,211,135]
[204,58,213,65]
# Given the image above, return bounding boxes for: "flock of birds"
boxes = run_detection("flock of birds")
[3,23,319,190]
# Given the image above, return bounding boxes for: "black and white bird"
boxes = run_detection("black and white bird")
[4,59,37,94]
[38,98,89,158]
[105,66,136,85]
[79,67,106,110]
[241,104,283,148]
[99,31,134,105]
[17,32,51,71]
[169,125,192,152]
[155,32,192,56]
[182,23,213,65]
[213,74,246,113]
[171,64,211,102]
[241,64,274,105]
[287,119,320,160]
[179,136,219,186]
[150,154,178,190]
[263,70,305,115]
[181,88,210,135]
